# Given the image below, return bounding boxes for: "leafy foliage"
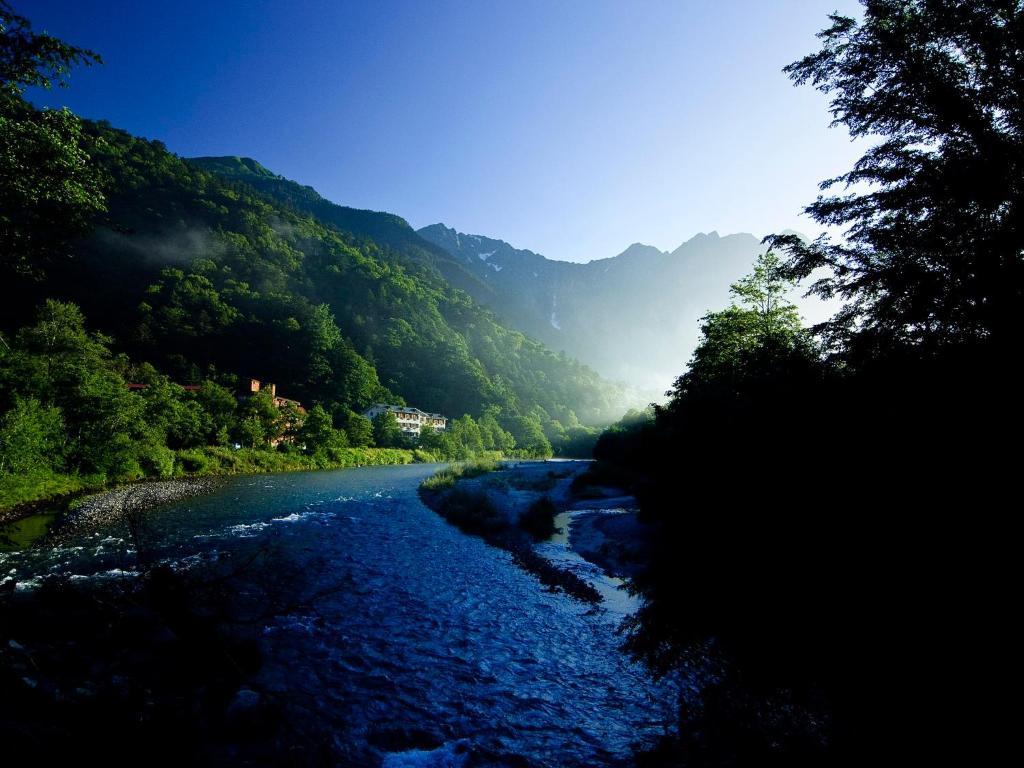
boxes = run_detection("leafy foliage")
[371,410,405,449]
[768,0,1024,355]
[0,301,413,509]
[1,1,101,94]
[0,395,64,474]
[1,3,105,278]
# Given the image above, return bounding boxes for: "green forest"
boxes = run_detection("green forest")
[0,4,618,510]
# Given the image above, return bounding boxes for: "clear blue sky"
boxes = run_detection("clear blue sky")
[25,0,864,263]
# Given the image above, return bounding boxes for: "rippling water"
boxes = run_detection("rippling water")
[2,464,675,766]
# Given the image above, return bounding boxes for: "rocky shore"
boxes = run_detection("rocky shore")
[67,477,222,529]
[420,460,654,605]
[566,509,653,580]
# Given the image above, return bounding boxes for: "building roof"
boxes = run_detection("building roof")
[366,404,447,420]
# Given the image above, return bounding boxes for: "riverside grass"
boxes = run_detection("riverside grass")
[419,456,501,492]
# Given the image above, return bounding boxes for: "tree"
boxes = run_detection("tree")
[234,391,279,448]
[767,0,1024,355]
[507,415,552,458]
[1,2,106,277]
[478,408,515,453]
[195,380,238,445]
[0,300,147,478]
[344,411,374,447]
[675,251,810,395]
[235,415,265,449]
[0,396,64,474]
[277,400,306,445]
[1,2,101,93]
[132,363,205,449]
[448,415,484,455]
[298,404,348,456]
[371,410,404,448]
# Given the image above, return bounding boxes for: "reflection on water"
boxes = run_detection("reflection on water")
[0,512,57,551]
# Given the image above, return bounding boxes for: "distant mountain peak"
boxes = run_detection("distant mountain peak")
[419,221,778,392]
[684,230,719,244]
[617,242,665,258]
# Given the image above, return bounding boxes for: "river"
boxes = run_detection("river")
[1,463,675,766]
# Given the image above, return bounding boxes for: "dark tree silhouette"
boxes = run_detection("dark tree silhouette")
[608,3,1021,764]
[767,0,1024,356]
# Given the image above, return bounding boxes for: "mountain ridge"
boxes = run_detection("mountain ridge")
[417,223,772,389]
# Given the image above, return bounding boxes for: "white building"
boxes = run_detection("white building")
[361,404,447,437]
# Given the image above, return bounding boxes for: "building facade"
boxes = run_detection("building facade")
[361,404,447,437]
[243,378,305,412]
[243,378,306,446]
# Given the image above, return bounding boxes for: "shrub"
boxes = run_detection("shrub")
[175,449,211,474]
[438,487,503,537]
[518,496,558,541]
[137,443,175,478]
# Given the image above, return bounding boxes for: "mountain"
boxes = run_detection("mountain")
[3,131,633,440]
[417,224,770,390]
[187,156,493,301]
[181,157,796,395]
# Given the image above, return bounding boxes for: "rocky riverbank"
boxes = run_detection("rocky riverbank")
[1,477,224,553]
[565,508,653,580]
[67,477,223,529]
[419,460,654,604]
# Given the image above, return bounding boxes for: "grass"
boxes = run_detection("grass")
[433,486,505,536]
[0,511,58,550]
[0,470,97,516]
[173,445,419,476]
[418,461,601,604]
[419,457,500,492]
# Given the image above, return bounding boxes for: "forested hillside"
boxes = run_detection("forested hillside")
[186,155,493,301]
[2,119,629,439]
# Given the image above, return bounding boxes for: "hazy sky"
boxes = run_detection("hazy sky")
[26,0,864,263]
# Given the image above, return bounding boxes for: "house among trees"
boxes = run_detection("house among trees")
[240,378,306,447]
[361,404,447,437]
[242,378,305,414]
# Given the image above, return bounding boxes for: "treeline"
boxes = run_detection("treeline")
[0,300,407,509]
[0,299,572,511]
[592,2,1021,765]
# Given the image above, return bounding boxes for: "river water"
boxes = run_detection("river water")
[1,464,675,766]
